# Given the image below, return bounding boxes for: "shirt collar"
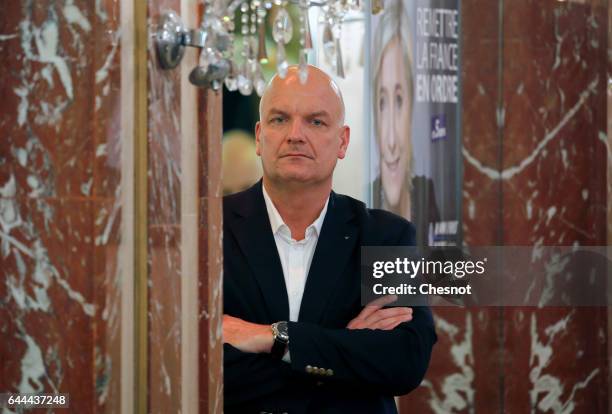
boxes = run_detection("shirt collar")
[262,183,329,238]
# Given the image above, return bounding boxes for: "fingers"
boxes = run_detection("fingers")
[368,311,413,330]
[362,307,412,326]
[347,307,413,330]
[353,295,398,321]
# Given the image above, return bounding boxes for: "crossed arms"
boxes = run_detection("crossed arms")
[223,296,436,405]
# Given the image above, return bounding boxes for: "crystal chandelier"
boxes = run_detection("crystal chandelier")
[155,0,364,95]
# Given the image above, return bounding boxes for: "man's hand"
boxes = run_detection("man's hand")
[347,295,412,330]
[223,315,274,354]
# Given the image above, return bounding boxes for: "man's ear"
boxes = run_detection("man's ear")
[338,125,350,159]
[255,121,262,156]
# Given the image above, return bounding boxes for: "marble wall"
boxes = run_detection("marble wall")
[1,0,223,413]
[1,0,608,412]
[500,1,608,412]
[401,0,610,412]
[147,0,223,413]
[146,1,183,412]
[198,88,224,414]
[0,1,125,412]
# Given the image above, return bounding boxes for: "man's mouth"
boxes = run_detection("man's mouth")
[282,153,312,159]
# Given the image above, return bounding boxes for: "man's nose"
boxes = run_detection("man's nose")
[287,119,305,143]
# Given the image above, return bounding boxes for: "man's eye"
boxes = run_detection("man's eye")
[270,117,285,124]
[311,119,324,127]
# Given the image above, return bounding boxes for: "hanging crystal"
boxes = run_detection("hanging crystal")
[240,3,250,55]
[221,2,238,91]
[247,1,267,97]
[238,2,253,95]
[334,25,345,78]
[322,22,335,67]
[253,62,266,96]
[272,2,292,78]
[255,77,266,96]
[299,0,312,50]
[256,5,268,64]
[257,23,268,64]
[276,43,289,78]
[272,7,292,44]
[238,60,253,95]
[297,0,310,84]
[224,59,238,91]
[298,48,308,84]
[250,0,259,63]
[250,2,258,36]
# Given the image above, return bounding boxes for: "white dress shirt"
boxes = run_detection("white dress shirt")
[262,184,329,322]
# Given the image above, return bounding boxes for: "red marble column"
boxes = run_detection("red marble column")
[146,1,183,412]
[1,0,223,412]
[401,0,610,412]
[198,88,224,413]
[0,1,123,413]
[501,1,608,412]
[146,1,223,412]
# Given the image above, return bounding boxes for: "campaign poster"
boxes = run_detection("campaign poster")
[369,0,461,247]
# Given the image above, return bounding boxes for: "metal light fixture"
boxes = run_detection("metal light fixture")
[154,0,364,94]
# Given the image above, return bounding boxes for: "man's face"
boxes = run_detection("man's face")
[255,69,350,186]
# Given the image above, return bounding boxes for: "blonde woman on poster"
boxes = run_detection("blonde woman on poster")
[372,0,439,246]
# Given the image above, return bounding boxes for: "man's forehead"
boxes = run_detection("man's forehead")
[263,89,341,116]
[261,88,343,121]
[259,65,345,121]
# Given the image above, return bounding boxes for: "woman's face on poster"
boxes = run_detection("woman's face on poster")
[376,36,412,208]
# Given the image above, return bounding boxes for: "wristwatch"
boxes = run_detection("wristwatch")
[271,321,289,358]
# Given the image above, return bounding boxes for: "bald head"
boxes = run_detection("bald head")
[254,64,350,191]
[259,65,346,125]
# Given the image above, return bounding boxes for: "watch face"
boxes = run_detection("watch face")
[274,321,289,343]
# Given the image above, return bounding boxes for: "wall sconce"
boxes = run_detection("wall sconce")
[154,0,364,95]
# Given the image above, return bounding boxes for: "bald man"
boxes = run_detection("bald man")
[222,65,436,413]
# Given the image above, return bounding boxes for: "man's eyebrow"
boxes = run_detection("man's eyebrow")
[267,108,290,117]
[266,109,332,119]
[306,111,331,119]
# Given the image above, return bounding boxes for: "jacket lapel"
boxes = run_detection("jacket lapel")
[226,181,290,322]
[298,192,358,324]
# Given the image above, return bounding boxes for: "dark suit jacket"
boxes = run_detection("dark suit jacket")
[223,181,437,414]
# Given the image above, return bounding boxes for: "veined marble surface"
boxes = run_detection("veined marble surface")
[401,0,609,412]
[0,0,123,412]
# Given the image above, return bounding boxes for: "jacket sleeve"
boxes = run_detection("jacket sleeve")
[286,305,437,396]
[224,343,292,406]
[286,219,437,396]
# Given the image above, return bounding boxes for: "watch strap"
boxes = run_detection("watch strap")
[271,321,289,358]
